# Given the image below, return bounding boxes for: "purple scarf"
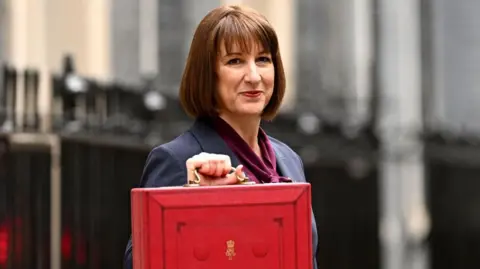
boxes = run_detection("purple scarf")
[212,117,292,183]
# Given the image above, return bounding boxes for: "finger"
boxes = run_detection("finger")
[208,157,218,175]
[196,153,213,174]
[186,157,200,183]
[186,154,208,170]
[187,154,212,183]
[209,176,239,186]
[201,156,212,174]
[202,154,220,176]
[185,156,196,171]
[221,155,232,176]
[235,165,244,176]
[198,164,243,186]
[234,165,247,182]
[213,155,225,177]
[222,165,243,184]
[206,154,220,176]
[198,176,213,186]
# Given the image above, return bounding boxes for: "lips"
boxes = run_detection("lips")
[241,91,262,97]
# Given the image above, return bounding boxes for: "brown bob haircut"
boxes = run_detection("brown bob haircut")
[179,5,286,120]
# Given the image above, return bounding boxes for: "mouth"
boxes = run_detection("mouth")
[240,91,263,98]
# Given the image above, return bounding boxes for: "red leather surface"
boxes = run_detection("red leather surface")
[131,183,312,269]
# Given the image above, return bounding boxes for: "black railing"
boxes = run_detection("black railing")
[1,65,17,132]
[60,138,149,268]
[1,65,40,133]
[0,134,51,269]
[425,133,480,269]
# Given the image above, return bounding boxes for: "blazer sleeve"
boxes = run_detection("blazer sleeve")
[294,152,307,180]
[293,151,319,269]
[123,145,187,269]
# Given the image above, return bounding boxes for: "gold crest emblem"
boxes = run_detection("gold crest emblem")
[225,240,236,260]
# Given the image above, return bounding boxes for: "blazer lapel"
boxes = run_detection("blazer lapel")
[271,142,303,182]
[189,119,242,168]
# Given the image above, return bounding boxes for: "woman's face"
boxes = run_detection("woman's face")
[215,40,274,119]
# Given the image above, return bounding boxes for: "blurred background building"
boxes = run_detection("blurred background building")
[0,0,376,123]
[1,0,480,269]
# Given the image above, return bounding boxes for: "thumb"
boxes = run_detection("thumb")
[234,165,248,183]
[223,165,244,184]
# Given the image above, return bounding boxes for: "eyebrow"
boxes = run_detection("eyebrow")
[224,52,242,57]
[223,50,270,57]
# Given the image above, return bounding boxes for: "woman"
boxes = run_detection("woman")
[124,4,318,269]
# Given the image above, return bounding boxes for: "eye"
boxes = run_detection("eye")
[227,58,242,65]
[257,56,272,63]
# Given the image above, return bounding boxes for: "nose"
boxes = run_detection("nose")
[244,61,261,83]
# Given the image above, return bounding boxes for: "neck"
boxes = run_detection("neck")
[219,113,261,149]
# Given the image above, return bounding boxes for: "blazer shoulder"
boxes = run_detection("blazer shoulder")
[140,131,202,188]
[268,135,301,159]
[152,131,202,164]
[268,135,306,172]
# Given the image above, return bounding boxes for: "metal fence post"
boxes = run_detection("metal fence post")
[50,135,61,269]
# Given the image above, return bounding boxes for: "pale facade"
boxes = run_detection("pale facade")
[3,0,479,132]
[425,0,480,132]
[2,0,111,130]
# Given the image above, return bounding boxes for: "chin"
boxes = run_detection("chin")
[237,109,264,118]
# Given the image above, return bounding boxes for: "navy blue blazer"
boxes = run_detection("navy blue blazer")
[124,118,318,269]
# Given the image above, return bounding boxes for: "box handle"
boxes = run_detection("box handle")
[184,167,255,187]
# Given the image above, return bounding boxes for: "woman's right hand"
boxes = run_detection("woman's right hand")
[186,153,245,186]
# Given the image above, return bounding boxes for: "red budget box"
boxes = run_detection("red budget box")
[131,183,312,269]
